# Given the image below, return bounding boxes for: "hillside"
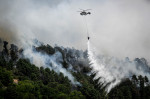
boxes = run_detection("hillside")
[0,40,150,99]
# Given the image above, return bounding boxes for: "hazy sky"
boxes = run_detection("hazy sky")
[0,0,150,62]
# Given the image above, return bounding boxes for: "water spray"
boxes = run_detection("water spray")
[79,8,150,93]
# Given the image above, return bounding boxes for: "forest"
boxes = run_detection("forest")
[0,40,150,99]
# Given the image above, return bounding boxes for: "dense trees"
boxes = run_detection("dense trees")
[36,44,55,55]
[108,76,150,99]
[0,58,85,99]
[0,67,13,86]
[0,41,150,99]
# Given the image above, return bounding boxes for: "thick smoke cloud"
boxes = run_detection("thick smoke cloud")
[0,0,150,62]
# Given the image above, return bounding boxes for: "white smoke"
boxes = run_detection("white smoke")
[88,41,150,93]
[23,43,80,85]
[0,0,150,62]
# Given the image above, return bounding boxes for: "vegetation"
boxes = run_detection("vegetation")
[0,41,150,99]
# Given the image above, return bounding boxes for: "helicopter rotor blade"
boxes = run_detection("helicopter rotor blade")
[85,9,92,11]
[79,8,84,11]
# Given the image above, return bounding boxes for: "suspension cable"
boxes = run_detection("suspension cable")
[84,16,89,37]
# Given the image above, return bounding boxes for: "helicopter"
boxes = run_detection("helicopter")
[78,9,91,40]
[77,9,91,16]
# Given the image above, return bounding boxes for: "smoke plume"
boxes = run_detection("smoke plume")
[0,0,150,62]
[23,46,80,85]
[0,0,82,85]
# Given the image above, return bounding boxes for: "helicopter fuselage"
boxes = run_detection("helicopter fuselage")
[80,11,91,15]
